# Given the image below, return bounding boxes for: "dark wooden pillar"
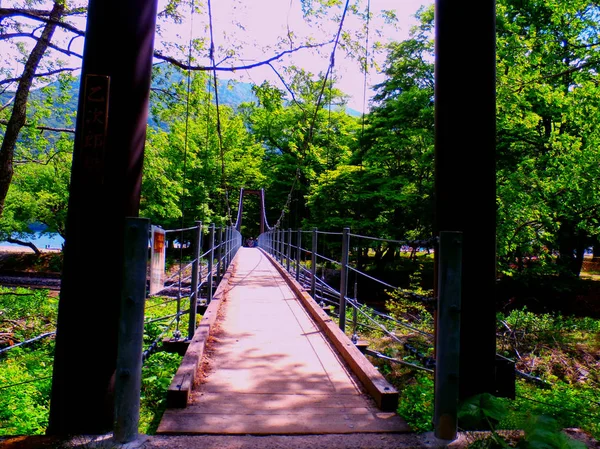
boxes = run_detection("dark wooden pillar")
[434,0,497,400]
[48,0,158,434]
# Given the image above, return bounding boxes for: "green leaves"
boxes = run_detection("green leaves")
[459,393,510,431]
[520,415,587,449]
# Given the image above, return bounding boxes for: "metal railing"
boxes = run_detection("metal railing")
[257,227,437,361]
[258,227,463,439]
[146,222,242,346]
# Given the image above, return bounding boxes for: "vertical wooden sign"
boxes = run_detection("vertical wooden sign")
[81,74,110,184]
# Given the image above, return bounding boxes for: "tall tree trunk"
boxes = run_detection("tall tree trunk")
[0,1,64,215]
[557,220,586,277]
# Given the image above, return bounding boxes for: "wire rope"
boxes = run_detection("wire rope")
[173,0,196,339]
[271,0,352,230]
[207,0,234,226]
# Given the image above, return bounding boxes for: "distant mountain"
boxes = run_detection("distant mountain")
[0,71,360,132]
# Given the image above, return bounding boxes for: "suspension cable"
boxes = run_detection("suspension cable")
[361,0,371,137]
[272,0,352,229]
[174,0,196,339]
[207,0,233,226]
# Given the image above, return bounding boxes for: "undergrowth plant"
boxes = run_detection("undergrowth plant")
[0,288,185,437]
[458,393,588,449]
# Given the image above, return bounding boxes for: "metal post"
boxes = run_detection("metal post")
[224,226,228,267]
[149,226,166,295]
[227,227,231,266]
[207,224,215,303]
[296,229,302,281]
[216,227,223,283]
[339,227,350,332]
[286,228,292,272]
[188,221,201,340]
[113,218,150,443]
[198,223,204,303]
[277,228,282,262]
[352,279,358,343]
[434,231,463,441]
[310,228,317,298]
[280,229,284,263]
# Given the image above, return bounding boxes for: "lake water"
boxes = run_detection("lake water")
[0,232,64,250]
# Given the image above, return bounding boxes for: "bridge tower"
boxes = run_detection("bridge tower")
[234,188,268,235]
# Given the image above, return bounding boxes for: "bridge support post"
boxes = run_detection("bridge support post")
[286,228,292,272]
[311,228,318,298]
[149,226,166,295]
[48,0,158,434]
[434,0,497,402]
[296,229,302,281]
[216,227,223,283]
[113,218,150,444]
[278,228,283,263]
[226,226,231,266]
[339,228,350,332]
[434,231,463,441]
[188,221,202,340]
[208,224,215,303]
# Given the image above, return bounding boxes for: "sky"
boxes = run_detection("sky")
[159,0,434,111]
[2,0,434,112]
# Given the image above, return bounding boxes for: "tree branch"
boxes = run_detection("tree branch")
[0,119,75,134]
[0,8,85,37]
[153,40,334,72]
[0,1,65,216]
[5,237,41,255]
[267,62,308,117]
[0,67,78,87]
[0,32,83,58]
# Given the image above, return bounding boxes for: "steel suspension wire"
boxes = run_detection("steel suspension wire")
[207,0,233,226]
[357,0,370,223]
[272,0,352,229]
[174,0,197,339]
[361,0,371,137]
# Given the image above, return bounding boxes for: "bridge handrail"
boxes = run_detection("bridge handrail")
[257,226,436,371]
[147,222,242,341]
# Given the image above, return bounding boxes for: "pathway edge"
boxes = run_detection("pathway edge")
[259,248,400,412]
[166,253,238,408]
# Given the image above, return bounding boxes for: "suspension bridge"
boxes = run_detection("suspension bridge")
[157,246,409,435]
[141,188,423,434]
[39,0,498,444]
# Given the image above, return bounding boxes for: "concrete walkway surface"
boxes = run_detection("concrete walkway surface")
[157,247,410,435]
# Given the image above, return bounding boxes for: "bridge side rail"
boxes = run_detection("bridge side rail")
[257,227,464,433]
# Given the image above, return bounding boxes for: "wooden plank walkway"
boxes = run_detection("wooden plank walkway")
[157,248,410,435]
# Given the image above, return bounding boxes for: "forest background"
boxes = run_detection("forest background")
[2,0,600,441]
[1,0,599,282]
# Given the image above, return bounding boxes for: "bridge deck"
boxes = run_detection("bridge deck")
[157,248,409,435]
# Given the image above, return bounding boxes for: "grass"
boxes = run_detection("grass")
[0,287,185,437]
[338,292,600,442]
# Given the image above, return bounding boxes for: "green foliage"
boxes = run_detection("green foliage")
[519,415,586,449]
[495,0,600,276]
[459,393,510,431]
[0,288,189,436]
[507,382,600,440]
[241,71,360,230]
[397,371,434,433]
[0,288,55,436]
[459,393,589,449]
[139,351,182,434]
[0,348,53,436]
[142,68,266,231]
